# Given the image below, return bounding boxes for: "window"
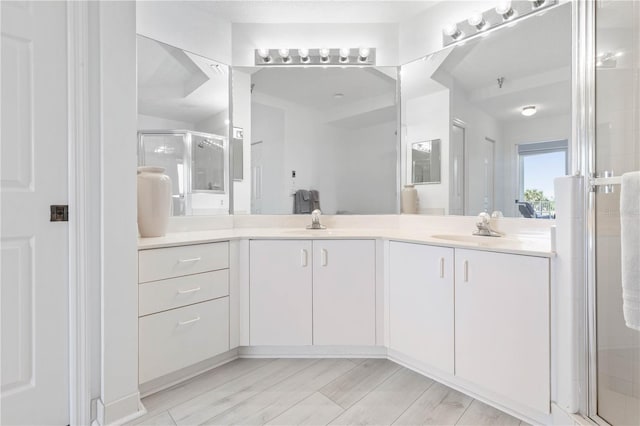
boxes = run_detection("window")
[517,140,568,218]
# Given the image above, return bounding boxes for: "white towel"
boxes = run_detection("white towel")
[621,171,640,331]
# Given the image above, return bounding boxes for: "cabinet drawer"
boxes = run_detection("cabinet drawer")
[139,298,229,384]
[139,270,229,317]
[139,242,229,283]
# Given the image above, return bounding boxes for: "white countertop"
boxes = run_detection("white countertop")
[138,227,554,257]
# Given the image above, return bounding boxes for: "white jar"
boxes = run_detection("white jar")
[401,184,418,214]
[137,166,172,237]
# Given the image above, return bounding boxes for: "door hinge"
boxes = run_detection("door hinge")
[50,205,69,222]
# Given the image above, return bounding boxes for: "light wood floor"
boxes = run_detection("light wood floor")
[130,358,530,426]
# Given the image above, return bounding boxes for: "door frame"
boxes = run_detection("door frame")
[67,1,97,424]
[573,0,601,423]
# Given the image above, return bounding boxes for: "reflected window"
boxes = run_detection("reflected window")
[517,140,568,218]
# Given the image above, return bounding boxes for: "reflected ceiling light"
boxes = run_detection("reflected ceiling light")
[224,119,230,125]
[496,1,515,20]
[528,0,546,8]
[467,11,487,30]
[298,48,310,63]
[358,47,370,62]
[521,105,537,117]
[443,22,462,40]
[319,47,330,63]
[257,48,271,63]
[278,48,291,63]
[339,47,350,63]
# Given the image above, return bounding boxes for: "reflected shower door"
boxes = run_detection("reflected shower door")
[594,1,640,424]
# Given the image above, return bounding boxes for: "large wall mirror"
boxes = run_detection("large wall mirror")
[235,66,399,215]
[137,35,230,215]
[400,2,571,218]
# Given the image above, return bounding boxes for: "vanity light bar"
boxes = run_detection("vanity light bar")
[442,0,557,47]
[254,47,376,66]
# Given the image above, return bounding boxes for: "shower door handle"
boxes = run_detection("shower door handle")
[590,171,621,193]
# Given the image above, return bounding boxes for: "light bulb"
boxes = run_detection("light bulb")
[443,23,462,39]
[319,47,330,62]
[278,48,290,58]
[521,105,537,117]
[496,1,515,20]
[257,48,270,59]
[339,47,350,63]
[358,47,370,60]
[298,48,309,58]
[468,11,485,28]
[528,0,546,8]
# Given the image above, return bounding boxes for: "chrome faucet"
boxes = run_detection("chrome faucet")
[473,212,502,237]
[307,209,326,230]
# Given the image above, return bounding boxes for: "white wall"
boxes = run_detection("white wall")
[232,70,252,214]
[94,1,140,423]
[138,114,193,130]
[232,23,399,66]
[136,1,232,64]
[402,90,451,214]
[502,113,571,216]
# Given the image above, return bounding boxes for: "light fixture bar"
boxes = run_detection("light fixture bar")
[442,0,557,47]
[254,48,376,66]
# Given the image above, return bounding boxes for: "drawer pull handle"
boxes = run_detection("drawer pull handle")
[178,257,201,264]
[301,249,308,267]
[440,257,445,278]
[321,248,328,267]
[177,287,201,295]
[177,316,201,326]
[464,260,469,282]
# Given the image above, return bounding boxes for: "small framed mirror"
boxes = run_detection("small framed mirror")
[412,139,441,184]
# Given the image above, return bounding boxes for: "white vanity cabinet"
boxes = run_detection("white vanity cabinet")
[312,240,375,345]
[249,239,376,346]
[388,242,454,373]
[249,240,313,346]
[138,242,230,385]
[454,248,550,414]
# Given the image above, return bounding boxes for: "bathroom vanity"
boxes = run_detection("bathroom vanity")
[137,217,553,424]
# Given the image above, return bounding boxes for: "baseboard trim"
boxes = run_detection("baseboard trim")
[94,391,145,426]
[388,349,552,426]
[139,348,240,398]
[238,345,388,358]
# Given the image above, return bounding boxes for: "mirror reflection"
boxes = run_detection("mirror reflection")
[136,35,230,215]
[412,140,441,184]
[400,2,571,218]
[240,66,398,215]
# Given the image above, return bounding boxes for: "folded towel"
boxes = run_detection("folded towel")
[310,190,320,211]
[294,189,312,214]
[621,171,640,331]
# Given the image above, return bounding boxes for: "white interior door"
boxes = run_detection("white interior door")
[1,1,70,424]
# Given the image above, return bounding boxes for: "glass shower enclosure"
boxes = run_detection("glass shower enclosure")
[138,130,228,215]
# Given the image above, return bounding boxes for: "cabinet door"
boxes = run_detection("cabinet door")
[389,242,454,373]
[455,249,550,413]
[313,240,376,345]
[249,240,312,345]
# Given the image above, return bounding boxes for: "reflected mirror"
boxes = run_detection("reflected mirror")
[400,2,571,218]
[236,66,398,215]
[412,139,441,184]
[136,35,230,215]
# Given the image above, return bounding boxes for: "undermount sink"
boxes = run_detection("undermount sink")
[430,234,522,246]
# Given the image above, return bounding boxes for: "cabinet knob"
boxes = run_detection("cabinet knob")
[321,248,328,267]
[300,249,308,267]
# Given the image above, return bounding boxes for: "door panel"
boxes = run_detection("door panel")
[1,1,69,424]
[312,240,375,346]
[594,1,640,424]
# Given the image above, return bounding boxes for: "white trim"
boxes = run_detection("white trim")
[67,1,95,425]
[238,345,388,358]
[94,393,145,426]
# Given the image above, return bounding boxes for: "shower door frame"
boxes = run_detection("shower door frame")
[576,0,630,424]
